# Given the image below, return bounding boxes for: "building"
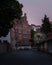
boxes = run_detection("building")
[46,33,52,53]
[37,28,52,53]
[34,21,52,54]
[10,13,31,49]
[31,24,41,31]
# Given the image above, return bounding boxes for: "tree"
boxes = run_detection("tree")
[30,29,35,46]
[41,15,51,34]
[0,0,23,37]
[31,29,34,39]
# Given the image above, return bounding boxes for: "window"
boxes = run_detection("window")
[18,30,21,33]
[23,38,28,45]
[17,27,22,34]
[24,34,28,38]
[23,27,28,34]
[16,35,21,43]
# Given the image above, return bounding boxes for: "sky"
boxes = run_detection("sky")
[19,0,52,25]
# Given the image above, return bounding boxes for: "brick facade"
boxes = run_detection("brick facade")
[10,13,31,49]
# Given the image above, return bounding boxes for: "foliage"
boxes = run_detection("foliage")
[34,32,46,44]
[0,0,23,37]
[41,15,51,34]
[30,29,35,46]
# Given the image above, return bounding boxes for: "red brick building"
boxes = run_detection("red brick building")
[10,13,31,49]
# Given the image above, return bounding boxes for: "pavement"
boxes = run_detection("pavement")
[0,49,52,65]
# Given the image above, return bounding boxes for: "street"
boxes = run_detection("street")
[0,49,52,65]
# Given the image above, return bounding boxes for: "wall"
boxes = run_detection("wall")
[0,40,12,54]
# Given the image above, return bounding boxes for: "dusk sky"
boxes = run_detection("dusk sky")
[19,0,52,25]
